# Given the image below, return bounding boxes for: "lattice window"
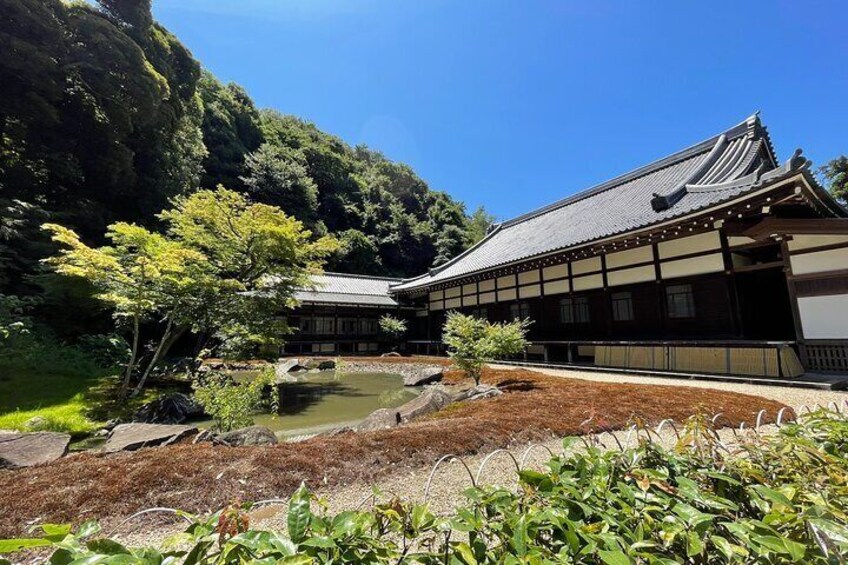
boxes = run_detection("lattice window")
[805,344,848,373]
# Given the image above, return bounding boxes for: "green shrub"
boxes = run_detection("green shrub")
[442,312,530,385]
[192,369,277,431]
[4,411,847,563]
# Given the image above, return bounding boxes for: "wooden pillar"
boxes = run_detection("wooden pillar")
[719,230,743,337]
[780,239,807,367]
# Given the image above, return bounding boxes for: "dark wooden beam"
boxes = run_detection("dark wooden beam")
[742,218,848,239]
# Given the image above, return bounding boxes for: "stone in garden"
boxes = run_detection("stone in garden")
[356,408,401,432]
[397,388,453,423]
[214,425,278,447]
[24,416,48,430]
[319,426,355,437]
[102,423,196,452]
[193,428,216,444]
[133,393,204,424]
[317,360,336,371]
[381,352,402,357]
[276,358,309,376]
[459,384,503,401]
[403,366,443,386]
[0,431,70,468]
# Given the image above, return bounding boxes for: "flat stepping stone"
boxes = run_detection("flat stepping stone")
[102,423,196,452]
[0,431,70,468]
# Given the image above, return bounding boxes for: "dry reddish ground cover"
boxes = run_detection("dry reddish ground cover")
[0,364,786,536]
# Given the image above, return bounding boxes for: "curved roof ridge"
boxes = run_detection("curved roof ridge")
[500,113,761,229]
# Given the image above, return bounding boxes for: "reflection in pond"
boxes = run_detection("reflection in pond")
[195,371,419,438]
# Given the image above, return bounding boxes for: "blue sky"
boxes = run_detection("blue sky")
[153,1,847,221]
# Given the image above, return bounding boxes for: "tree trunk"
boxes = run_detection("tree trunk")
[131,318,173,398]
[118,315,140,399]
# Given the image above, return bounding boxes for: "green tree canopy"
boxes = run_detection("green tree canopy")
[44,187,337,397]
[820,155,848,205]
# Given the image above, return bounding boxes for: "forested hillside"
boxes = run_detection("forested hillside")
[0,0,493,304]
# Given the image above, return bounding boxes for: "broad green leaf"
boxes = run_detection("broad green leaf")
[287,484,312,544]
[0,538,52,552]
[598,550,630,565]
[454,542,478,565]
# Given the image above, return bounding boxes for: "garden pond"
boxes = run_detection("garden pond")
[193,370,420,438]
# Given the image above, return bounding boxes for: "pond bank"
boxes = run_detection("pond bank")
[0,363,789,537]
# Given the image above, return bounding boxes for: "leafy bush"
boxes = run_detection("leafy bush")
[192,369,278,431]
[379,314,407,341]
[4,412,847,563]
[442,312,530,385]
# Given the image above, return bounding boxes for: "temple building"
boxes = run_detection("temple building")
[287,115,848,376]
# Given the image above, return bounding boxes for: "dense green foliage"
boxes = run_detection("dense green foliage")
[820,156,848,205]
[443,312,530,385]
[0,0,493,351]
[44,187,335,397]
[4,412,846,563]
[193,369,277,432]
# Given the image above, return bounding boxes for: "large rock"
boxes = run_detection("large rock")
[133,393,204,424]
[356,408,401,432]
[317,360,336,371]
[453,384,503,402]
[214,425,278,447]
[102,423,196,452]
[275,358,304,377]
[356,388,454,432]
[0,432,70,468]
[397,388,453,423]
[403,366,443,387]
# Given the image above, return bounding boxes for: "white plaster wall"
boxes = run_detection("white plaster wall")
[543,264,569,280]
[518,270,540,285]
[463,294,478,306]
[572,256,602,275]
[444,297,461,309]
[479,291,496,304]
[798,294,848,339]
[518,284,541,299]
[660,253,724,279]
[788,234,848,252]
[727,236,756,247]
[790,247,848,275]
[497,288,517,302]
[462,283,476,296]
[429,290,444,301]
[479,279,496,292]
[445,286,461,298]
[429,301,444,311]
[605,245,653,269]
[497,275,516,289]
[607,265,656,287]
[572,273,603,291]
[658,231,721,259]
[543,279,570,296]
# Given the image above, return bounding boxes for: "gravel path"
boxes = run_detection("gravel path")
[503,364,848,409]
[107,365,846,550]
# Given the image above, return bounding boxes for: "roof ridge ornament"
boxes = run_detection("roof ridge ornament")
[651,134,729,212]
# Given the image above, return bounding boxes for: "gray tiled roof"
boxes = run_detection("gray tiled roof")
[295,273,402,306]
[391,114,789,292]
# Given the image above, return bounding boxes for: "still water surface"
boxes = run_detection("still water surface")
[195,371,418,438]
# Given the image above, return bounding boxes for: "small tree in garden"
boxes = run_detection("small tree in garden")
[378,314,407,352]
[442,312,529,386]
[44,187,337,399]
[192,369,277,432]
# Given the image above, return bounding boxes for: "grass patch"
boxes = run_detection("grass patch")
[0,338,117,436]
